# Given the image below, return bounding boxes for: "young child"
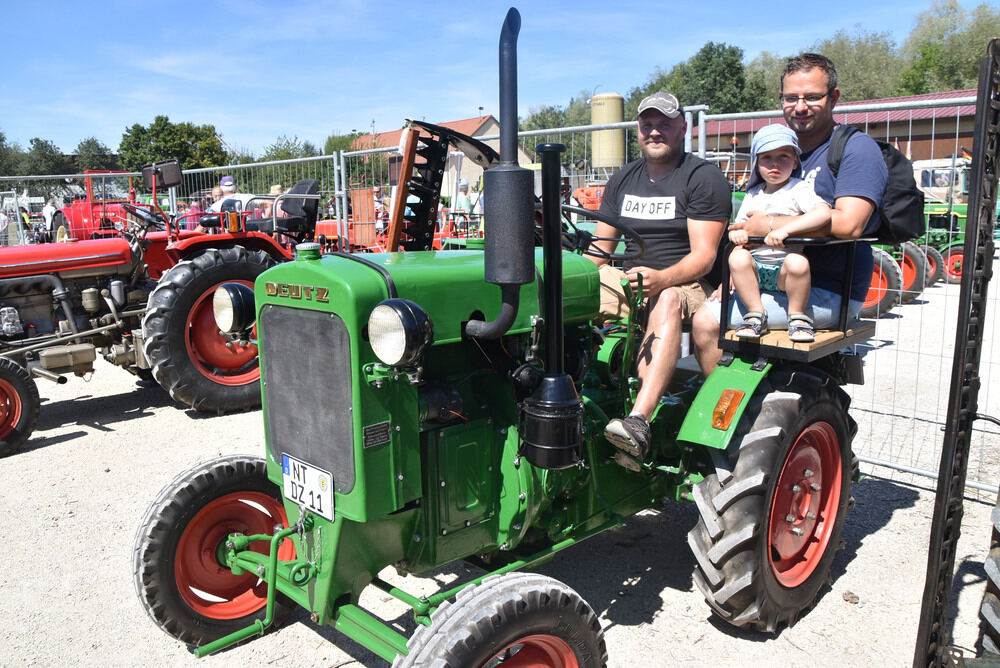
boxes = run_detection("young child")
[728,124,831,342]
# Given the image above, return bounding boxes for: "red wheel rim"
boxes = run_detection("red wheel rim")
[925,252,937,277]
[864,266,888,308]
[174,491,294,619]
[767,422,842,588]
[899,254,917,291]
[486,634,579,667]
[185,280,260,385]
[0,377,22,440]
[943,249,963,281]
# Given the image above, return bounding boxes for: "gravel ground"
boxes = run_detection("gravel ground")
[1,269,997,667]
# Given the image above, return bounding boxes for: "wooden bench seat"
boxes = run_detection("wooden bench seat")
[719,319,876,363]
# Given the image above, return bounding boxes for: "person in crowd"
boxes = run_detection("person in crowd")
[262,184,284,219]
[42,199,56,232]
[726,124,831,342]
[590,91,731,470]
[208,175,252,212]
[692,52,888,375]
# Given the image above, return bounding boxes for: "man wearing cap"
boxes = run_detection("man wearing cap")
[691,52,888,375]
[592,91,731,470]
[207,175,253,213]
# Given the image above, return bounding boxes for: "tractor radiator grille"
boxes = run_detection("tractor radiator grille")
[260,304,355,493]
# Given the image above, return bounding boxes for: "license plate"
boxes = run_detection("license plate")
[281,453,334,521]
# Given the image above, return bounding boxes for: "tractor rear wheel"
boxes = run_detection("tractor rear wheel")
[143,246,276,413]
[133,455,295,647]
[861,247,902,318]
[0,357,40,457]
[688,367,855,632]
[898,241,927,304]
[978,492,1000,655]
[395,573,606,667]
[943,245,964,284]
[922,245,944,286]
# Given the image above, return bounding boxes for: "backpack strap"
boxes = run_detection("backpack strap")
[825,124,860,177]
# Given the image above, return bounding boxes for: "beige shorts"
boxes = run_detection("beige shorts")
[598,264,711,322]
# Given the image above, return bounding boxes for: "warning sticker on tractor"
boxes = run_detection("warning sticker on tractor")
[282,453,334,521]
[363,421,392,448]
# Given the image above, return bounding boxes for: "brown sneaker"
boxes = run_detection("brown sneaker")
[605,414,651,461]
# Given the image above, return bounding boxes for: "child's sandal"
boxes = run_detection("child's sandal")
[788,313,815,342]
[735,311,768,338]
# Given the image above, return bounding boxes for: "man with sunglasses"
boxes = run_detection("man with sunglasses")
[692,53,888,375]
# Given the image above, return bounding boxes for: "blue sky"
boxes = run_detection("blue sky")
[1,0,953,157]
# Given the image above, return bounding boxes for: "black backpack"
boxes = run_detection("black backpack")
[826,124,925,244]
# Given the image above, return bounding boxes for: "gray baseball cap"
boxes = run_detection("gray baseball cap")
[637,92,683,119]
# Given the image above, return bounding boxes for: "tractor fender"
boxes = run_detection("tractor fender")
[166,232,294,264]
[676,356,772,451]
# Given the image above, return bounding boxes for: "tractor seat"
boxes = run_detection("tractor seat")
[245,179,319,235]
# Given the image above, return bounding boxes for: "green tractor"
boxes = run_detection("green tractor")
[133,10,874,665]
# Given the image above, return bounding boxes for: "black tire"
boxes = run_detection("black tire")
[861,247,902,319]
[0,357,40,457]
[688,367,855,632]
[898,241,927,304]
[132,455,295,647]
[979,496,1000,655]
[922,245,944,286]
[142,246,276,413]
[394,573,607,667]
[52,211,69,242]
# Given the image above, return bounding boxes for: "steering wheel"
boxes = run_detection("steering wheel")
[121,203,165,231]
[559,204,646,262]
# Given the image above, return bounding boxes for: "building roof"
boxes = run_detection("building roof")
[697,89,976,138]
[351,115,495,151]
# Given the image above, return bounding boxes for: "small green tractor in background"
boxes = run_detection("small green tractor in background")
[133,10,874,665]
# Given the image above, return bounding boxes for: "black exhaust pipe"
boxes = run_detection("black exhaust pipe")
[464,7,534,340]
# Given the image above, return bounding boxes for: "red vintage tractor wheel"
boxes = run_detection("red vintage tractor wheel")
[133,455,296,646]
[943,246,964,284]
[396,573,606,667]
[184,281,259,387]
[922,245,944,286]
[143,247,277,413]
[0,357,40,457]
[897,242,927,304]
[688,368,855,632]
[174,489,294,619]
[767,422,843,587]
[861,247,902,318]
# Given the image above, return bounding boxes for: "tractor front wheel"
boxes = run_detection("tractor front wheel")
[395,573,606,667]
[922,245,944,286]
[943,245,964,284]
[143,247,276,413]
[898,241,927,304]
[132,455,295,647]
[688,368,856,632]
[0,357,40,457]
[861,247,902,318]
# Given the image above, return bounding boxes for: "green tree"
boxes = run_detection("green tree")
[324,131,360,154]
[810,28,902,101]
[521,105,566,131]
[745,51,788,107]
[261,135,320,161]
[17,138,74,176]
[632,43,751,114]
[74,137,118,172]
[902,0,1000,91]
[118,116,228,171]
[0,131,24,176]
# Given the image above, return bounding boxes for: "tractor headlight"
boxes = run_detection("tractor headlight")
[368,299,433,367]
[213,283,256,334]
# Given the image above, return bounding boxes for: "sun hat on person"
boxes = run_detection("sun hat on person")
[269,184,284,195]
[747,123,802,189]
[637,92,683,119]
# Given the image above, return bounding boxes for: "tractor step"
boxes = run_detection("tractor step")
[721,320,875,363]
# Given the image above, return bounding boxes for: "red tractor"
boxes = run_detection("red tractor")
[0,160,321,456]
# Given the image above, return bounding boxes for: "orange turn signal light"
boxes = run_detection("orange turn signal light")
[227,211,240,233]
[712,389,745,431]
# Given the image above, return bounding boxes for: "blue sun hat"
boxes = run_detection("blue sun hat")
[747,124,801,190]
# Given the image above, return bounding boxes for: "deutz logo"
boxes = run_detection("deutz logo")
[265,282,330,303]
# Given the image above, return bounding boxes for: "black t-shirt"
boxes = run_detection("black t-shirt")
[598,153,732,272]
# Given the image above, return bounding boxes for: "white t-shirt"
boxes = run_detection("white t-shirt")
[208,192,255,212]
[734,178,828,265]
[42,203,56,228]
